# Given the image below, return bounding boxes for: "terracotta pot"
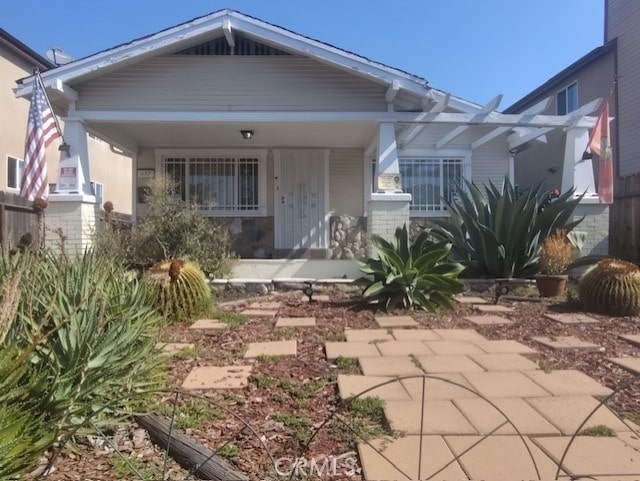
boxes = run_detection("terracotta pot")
[535,274,568,297]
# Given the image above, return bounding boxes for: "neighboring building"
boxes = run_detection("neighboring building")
[14,10,600,258]
[0,28,133,249]
[506,0,640,261]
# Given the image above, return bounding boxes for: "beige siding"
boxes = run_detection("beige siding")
[329,148,364,216]
[471,139,510,187]
[607,0,640,176]
[74,56,387,112]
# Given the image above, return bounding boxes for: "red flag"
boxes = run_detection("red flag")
[588,102,614,204]
[20,74,60,202]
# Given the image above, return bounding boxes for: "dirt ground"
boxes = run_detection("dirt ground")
[40,288,640,480]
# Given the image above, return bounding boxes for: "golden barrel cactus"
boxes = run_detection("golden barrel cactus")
[144,259,213,322]
[578,258,640,316]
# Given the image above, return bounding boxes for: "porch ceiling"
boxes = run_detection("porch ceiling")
[88,120,377,150]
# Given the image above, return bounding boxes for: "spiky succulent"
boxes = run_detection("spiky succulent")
[144,259,213,322]
[578,258,640,316]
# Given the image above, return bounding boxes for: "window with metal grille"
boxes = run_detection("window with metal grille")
[399,157,464,213]
[159,155,260,212]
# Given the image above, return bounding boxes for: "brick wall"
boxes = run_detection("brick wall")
[45,199,99,253]
[573,202,609,255]
[366,194,411,255]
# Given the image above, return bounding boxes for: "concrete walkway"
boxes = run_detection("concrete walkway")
[329,317,640,480]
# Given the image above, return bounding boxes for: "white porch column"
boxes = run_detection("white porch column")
[367,122,411,254]
[561,127,609,255]
[46,118,98,254]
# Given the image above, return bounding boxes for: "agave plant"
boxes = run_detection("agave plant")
[432,177,583,278]
[358,224,464,312]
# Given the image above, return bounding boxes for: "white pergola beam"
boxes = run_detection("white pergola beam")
[223,18,235,47]
[436,94,502,149]
[471,96,552,150]
[397,93,451,147]
[508,127,553,150]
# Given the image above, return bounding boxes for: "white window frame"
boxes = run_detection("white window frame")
[556,81,578,115]
[397,149,471,217]
[91,181,104,206]
[6,156,24,191]
[155,149,267,216]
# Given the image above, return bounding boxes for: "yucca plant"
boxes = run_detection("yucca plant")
[432,177,583,278]
[358,224,464,312]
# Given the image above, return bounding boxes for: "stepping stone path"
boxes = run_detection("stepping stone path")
[544,312,599,324]
[244,340,297,358]
[375,315,419,328]
[182,365,252,390]
[533,335,601,351]
[321,313,640,479]
[248,301,281,310]
[474,304,513,313]
[454,296,489,304]
[464,314,513,326]
[275,316,316,327]
[240,309,277,317]
[619,333,640,347]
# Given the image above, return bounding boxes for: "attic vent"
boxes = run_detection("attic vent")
[174,35,290,56]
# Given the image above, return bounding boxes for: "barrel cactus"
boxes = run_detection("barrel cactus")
[144,259,213,322]
[578,258,640,316]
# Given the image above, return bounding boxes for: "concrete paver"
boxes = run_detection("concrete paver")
[375,315,419,328]
[182,365,252,390]
[532,436,640,477]
[445,435,565,481]
[275,316,316,327]
[358,435,468,481]
[454,296,488,304]
[473,339,537,354]
[424,340,485,355]
[337,375,411,401]
[244,340,297,358]
[345,329,394,343]
[467,353,539,371]
[431,328,485,341]
[462,371,551,398]
[465,315,513,326]
[544,312,599,324]
[248,301,281,310]
[358,356,424,377]
[325,342,380,360]
[524,369,613,397]
[240,309,277,318]
[189,319,228,332]
[384,400,476,435]
[401,373,479,400]
[533,335,600,350]
[619,333,640,348]
[453,397,561,435]
[609,357,640,375]
[415,355,485,373]
[475,304,513,313]
[374,340,434,357]
[526,395,630,435]
[392,329,441,341]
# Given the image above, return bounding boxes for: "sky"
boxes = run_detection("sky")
[3,0,605,109]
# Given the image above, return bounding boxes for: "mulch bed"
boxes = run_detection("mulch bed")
[41,289,640,480]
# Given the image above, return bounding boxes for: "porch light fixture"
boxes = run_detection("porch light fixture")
[240,130,254,140]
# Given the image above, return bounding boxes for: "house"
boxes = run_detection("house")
[506,0,640,261]
[1,28,134,249]
[504,41,616,256]
[13,9,602,259]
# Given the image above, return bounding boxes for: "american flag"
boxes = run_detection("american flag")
[588,102,614,204]
[20,73,61,201]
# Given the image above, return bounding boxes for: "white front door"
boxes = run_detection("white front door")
[275,150,328,250]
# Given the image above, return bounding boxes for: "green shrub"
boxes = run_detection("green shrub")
[143,259,214,323]
[95,174,233,277]
[358,224,464,311]
[432,177,582,278]
[0,250,165,478]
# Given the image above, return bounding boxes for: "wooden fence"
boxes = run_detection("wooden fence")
[0,191,38,252]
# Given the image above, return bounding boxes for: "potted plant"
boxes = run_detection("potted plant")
[536,230,573,297]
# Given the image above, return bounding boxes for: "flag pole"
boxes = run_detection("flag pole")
[33,69,70,157]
